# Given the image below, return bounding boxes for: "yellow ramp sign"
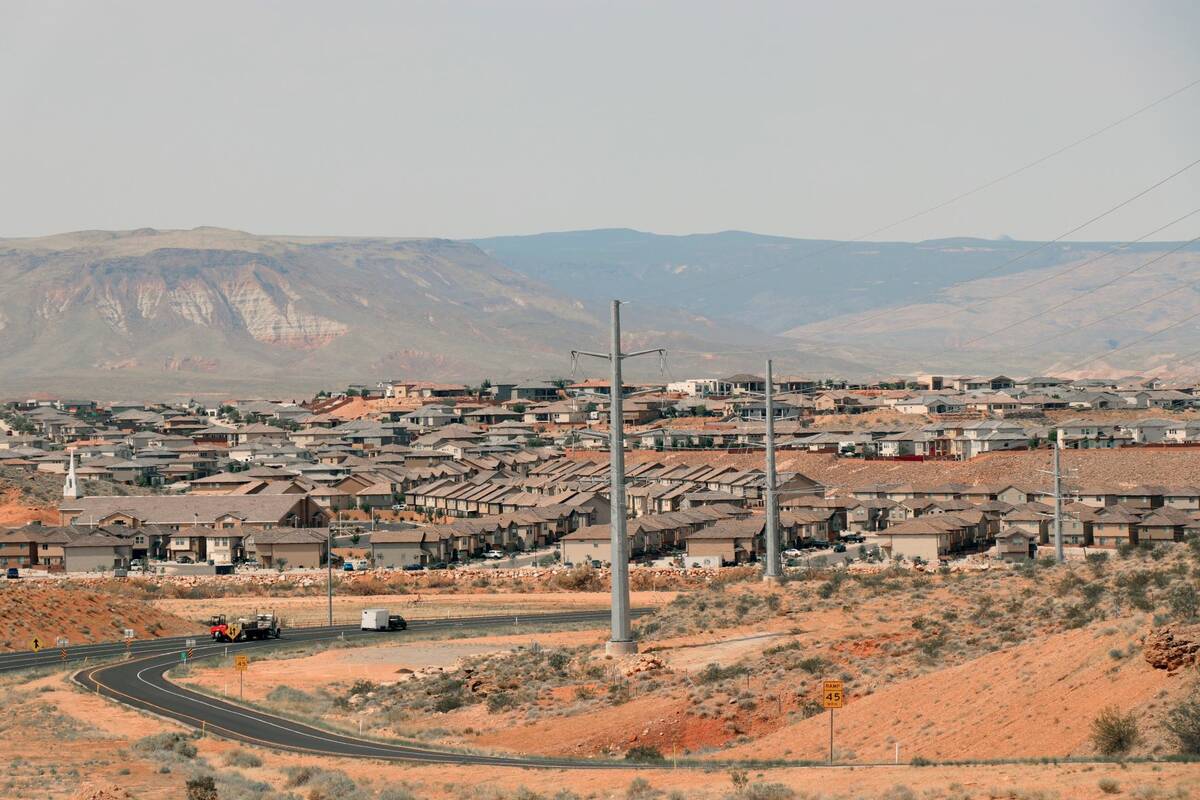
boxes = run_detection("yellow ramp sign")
[822,679,844,709]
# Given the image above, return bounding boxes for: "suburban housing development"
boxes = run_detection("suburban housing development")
[4,370,1199,574]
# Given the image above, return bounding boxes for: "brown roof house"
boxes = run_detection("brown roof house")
[60,495,328,530]
[244,528,328,569]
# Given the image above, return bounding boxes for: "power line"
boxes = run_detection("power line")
[624,76,1200,306]
[945,208,1200,325]
[955,230,1200,349]
[1066,307,1200,372]
[804,154,1200,333]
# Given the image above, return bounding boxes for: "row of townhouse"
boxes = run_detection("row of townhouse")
[521,457,825,512]
[372,502,598,566]
[0,523,330,572]
[403,475,609,522]
[559,504,836,567]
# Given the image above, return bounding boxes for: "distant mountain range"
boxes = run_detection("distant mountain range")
[475,229,1200,379]
[1,226,1198,399]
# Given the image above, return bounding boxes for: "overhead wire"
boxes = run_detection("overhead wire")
[621,76,1200,308]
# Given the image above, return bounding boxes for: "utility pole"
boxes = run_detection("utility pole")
[763,359,782,582]
[1053,428,1064,563]
[327,526,334,625]
[572,300,665,656]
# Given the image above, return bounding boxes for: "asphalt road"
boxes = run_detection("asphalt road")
[4,609,651,768]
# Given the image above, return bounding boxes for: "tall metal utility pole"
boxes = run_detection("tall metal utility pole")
[1053,428,1064,563]
[327,527,334,625]
[572,300,665,656]
[762,359,782,582]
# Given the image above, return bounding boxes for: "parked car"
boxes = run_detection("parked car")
[343,561,356,571]
[782,548,803,558]
[832,543,847,553]
[176,555,194,564]
[5,567,19,579]
[402,563,424,571]
[427,562,449,570]
[391,503,405,511]
[483,550,505,560]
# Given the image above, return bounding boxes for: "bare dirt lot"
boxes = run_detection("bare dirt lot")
[0,583,196,652]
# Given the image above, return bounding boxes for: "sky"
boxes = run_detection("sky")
[2,0,1199,243]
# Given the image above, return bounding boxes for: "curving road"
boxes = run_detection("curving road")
[37,610,651,768]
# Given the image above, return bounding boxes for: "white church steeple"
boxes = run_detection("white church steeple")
[63,449,80,500]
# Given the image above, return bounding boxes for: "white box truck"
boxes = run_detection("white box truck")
[361,608,389,631]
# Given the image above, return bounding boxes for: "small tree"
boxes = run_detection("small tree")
[1091,705,1140,756]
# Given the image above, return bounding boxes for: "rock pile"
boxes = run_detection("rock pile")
[624,653,668,676]
[1143,626,1200,671]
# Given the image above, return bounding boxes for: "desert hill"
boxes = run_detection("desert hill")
[0,228,822,398]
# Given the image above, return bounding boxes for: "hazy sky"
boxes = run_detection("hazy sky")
[2,0,1198,242]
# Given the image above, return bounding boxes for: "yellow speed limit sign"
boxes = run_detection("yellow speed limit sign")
[234,655,249,672]
[822,680,844,709]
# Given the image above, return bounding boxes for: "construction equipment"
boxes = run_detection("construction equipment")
[209,612,281,642]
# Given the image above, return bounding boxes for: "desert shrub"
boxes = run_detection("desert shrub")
[764,640,802,656]
[626,777,660,800]
[1117,571,1156,611]
[551,565,604,592]
[1081,582,1106,606]
[625,744,665,762]
[735,784,795,800]
[185,775,218,800]
[284,766,319,787]
[305,769,360,800]
[1091,705,1140,756]
[1060,603,1091,629]
[486,691,515,713]
[698,662,749,684]
[378,787,418,800]
[607,682,631,705]
[134,732,197,760]
[878,786,916,800]
[434,693,464,713]
[909,756,933,766]
[222,748,263,768]
[1169,583,1199,621]
[794,656,828,674]
[1098,778,1121,794]
[1164,694,1200,755]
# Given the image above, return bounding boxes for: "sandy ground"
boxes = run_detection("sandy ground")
[152,590,676,627]
[5,665,1199,799]
[720,619,1189,763]
[0,584,197,652]
[180,628,607,702]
